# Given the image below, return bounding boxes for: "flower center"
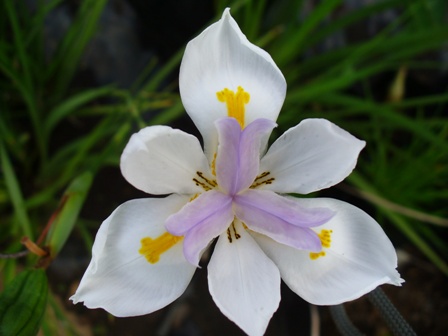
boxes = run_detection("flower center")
[216,86,250,128]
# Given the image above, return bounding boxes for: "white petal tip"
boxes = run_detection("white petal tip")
[69,295,79,304]
[222,7,231,18]
[389,274,405,286]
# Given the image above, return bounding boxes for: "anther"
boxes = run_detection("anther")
[227,228,232,243]
[232,222,241,239]
[250,172,275,188]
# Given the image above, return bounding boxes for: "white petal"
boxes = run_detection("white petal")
[70,196,196,316]
[180,8,286,160]
[208,220,280,336]
[120,125,212,195]
[259,119,366,194]
[254,198,402,306]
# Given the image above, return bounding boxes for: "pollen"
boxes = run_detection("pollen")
[139,232,183,264]
[216,86,250,128]
[309,229,333,260]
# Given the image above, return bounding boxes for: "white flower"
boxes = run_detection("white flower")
[71,9,402,336]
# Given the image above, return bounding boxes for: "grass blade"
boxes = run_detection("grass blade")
[0,141,33,239]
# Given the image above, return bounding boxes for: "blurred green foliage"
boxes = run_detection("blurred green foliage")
[0,0,447,333]
[0,269,48,336]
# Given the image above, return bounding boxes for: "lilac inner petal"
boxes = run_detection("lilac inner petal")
[215,118,276,195]
[235,189,334,227]
[233,200,321,252]
[182,208,234,267]
[165,190,234,266]
[238,119,277,191]
[165,190,232,236]
[233,190,335,251]
[215,118,241,195]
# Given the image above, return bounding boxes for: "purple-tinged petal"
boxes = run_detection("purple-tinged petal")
[214,118,240,195]
[166,191,234,266]
[235,189,334,227]
[215,118,277,195]
[238,119,277,190]
[234,207,321,252]
[165,191,229,235]
[234,190,334,251]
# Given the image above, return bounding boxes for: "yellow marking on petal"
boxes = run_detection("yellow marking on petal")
[309,229,333,260]
[189,193,199,202]
[211,152,217,176]
[309,251,326,260]
[216,86,250,128]
[139,232,183,264]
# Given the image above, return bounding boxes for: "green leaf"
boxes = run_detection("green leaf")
[49,0,107,100]
[4,0,47,163]
[274,0,342,66]
[44,86,115,136]
[0,269,48,336]
[0,140,33,239]
[46,172,93,257]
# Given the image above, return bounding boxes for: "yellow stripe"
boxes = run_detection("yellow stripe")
[216,86,250,128]
[139,232,183,264]
[309,229,333,260]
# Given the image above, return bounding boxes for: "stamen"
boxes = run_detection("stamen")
[250,172,275,188]
[139,232,183,264]
[216,86,250,128]
[226,221,241,243]
[197,172,217,187]
[192,171,217,191]
[309,229,333,260]
[227,228,232,243]
[193,178,212,191]
[254,172,270,181]
[232,222,241,239]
